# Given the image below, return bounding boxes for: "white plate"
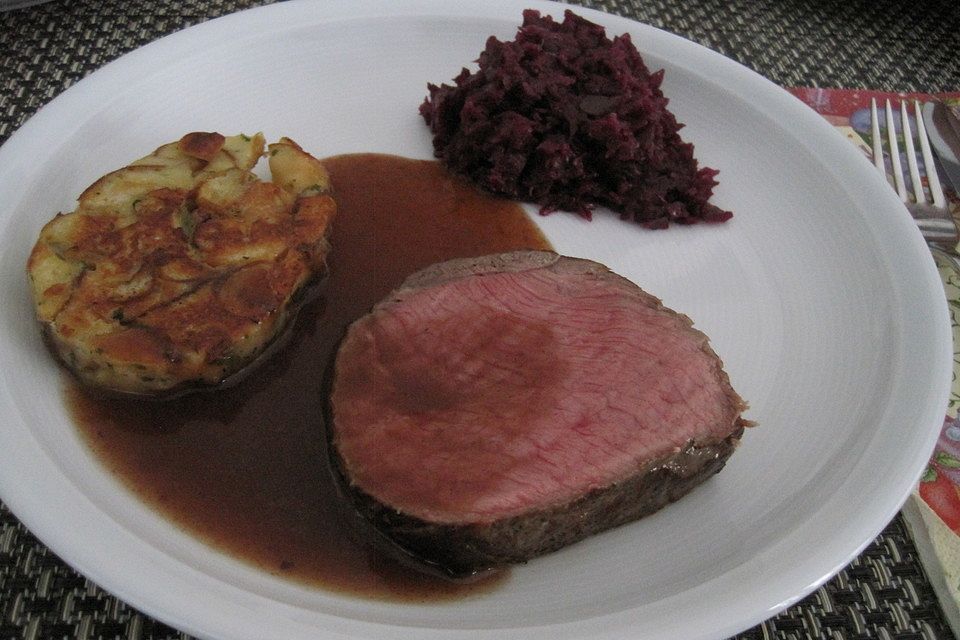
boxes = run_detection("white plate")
[0,1,950,638]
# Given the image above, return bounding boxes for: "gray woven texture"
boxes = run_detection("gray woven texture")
[1,0,959,638]
[577,0,960,92]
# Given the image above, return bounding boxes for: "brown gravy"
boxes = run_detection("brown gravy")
[67,154,551,601]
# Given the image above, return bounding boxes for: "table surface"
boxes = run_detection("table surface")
[2,0,959,639]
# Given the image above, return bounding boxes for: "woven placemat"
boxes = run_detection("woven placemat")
[1,1,958,638]
[578,0,960,92]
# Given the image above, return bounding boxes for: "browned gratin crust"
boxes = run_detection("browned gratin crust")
[27,132,336,396]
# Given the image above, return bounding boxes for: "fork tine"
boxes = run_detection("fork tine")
[900,101,924,204]
[871,98,885,176]
[885,99,908,201]
[914,99,947,208]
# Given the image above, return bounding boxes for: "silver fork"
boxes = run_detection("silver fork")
[870,98,956,259]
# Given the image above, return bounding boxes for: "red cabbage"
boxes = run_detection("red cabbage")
[419,9,732,228]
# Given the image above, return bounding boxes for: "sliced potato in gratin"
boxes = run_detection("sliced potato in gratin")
[27,132,336,396]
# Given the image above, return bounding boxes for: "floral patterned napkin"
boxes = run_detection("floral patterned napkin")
[790,87,960,634]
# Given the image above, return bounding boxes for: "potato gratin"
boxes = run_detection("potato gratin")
[27,132,336,396]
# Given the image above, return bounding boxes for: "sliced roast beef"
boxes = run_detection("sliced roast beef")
[327,251,750,579]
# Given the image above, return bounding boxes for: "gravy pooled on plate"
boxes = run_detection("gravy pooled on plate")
[68,153,550,600]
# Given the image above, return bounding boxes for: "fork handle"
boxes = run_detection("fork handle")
[917,217,958,241]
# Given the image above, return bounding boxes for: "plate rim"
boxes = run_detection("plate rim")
[0,1,951,638]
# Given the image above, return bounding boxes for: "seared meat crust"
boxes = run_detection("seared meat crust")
[27,132,336,396]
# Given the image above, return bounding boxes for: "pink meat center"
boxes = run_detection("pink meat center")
[331,269,739,524]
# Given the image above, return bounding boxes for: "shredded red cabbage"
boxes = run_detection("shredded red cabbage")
[419,9,732,228]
